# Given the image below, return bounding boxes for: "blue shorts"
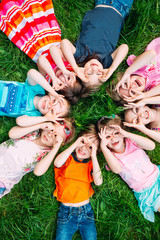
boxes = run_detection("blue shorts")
[95,0,134,19]
[134,165,160,222]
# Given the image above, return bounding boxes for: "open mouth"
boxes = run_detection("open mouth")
[43,134,48,141]
[145,111,149,119]
[135,79,142,87]
[112,141,119,147]
[78,148,85,155]
[42,100,46,110]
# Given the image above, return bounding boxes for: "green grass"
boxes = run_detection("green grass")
[0,0,160,239]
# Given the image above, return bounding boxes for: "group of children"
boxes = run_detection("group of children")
[0,0,160,239]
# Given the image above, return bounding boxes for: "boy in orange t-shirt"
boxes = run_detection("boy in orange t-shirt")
[54,125,103,240]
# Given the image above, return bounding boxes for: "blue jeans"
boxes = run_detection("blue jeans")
[56,203,97,240]
[95,0,134,19]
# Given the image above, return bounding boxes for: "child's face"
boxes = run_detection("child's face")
[119,75,145,99]
[125,106,154,125]
[40,122,70,146]
[75,134,98,160]
[55,69,76,88]
[38,94,70,116]
[84,59,104,88]
[104,127,125,153]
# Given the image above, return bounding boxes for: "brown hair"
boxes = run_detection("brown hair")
[78,124,100,154]
[97,116,122,133]
[60,78,92,104]
[106,72,127,105]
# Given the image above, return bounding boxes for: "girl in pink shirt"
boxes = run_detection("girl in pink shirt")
[115,38,160,103]
[97,115,160,222]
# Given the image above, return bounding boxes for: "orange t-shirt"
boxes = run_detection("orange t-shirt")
[54,154,94,203]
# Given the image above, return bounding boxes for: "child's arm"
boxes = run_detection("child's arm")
[27,69,58,96]
[54,137,83,168]
[124,118,160,143]
[99,127,122,174]
[16,110,63,127]
[90,142,103,186]
[34,135,63,176]
[37,55,62,87]
[102,44,129,81]
[111,125,155,150]
[116,49,156,91]
[60,39,87,82]
[9,122,54,139]
[124,96,160,110]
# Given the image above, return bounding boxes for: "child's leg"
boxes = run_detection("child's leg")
[55,204,78,240]
[95,0,134,19]
[78,203,97,240]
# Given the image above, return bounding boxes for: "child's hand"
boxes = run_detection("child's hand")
[90,142,98,158]
[102,67,114,82]
[123,117,146,131]
[124,102,145,112]
[75,66,87,82]
[98,127,110,147]
[109,125,127,137]
[115,72,131,93]
[40,122,55,131]
[44,109,64,123]
[123,90,145,102]
[54,134,64,147]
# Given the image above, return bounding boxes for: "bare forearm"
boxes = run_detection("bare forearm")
[124,131,155,150]
[125,49,156,75]
[9,124,41,139]
[50,45,67,72]
[142,95,160,105]
[60,39,77,71]
[111,44,128,71]
[101,145,121,173]
[27,69,56,95]
[54,141,78,168]
[91,155,103,186]
[16,115,46,127]
[34,144,61,176]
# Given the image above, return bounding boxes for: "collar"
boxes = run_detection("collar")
[71,153,90,163]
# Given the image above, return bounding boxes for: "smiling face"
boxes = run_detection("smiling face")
[105,127,125,153]
[40,122,69,147]
[38,94,70,116]
[125,106,155,125]
[84,59,104,88]
[75,134,99,160]
[119,75,146,99]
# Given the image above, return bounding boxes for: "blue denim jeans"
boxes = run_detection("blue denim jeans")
[56,203,97,240]
[95,0,134,19]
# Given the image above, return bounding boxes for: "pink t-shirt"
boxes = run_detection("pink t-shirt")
[110,138,158,192]
[127,37,160,91]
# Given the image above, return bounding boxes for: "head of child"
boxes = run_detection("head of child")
[37,94,70,117]
[60,79,91,104]
[75,125,100,161]
[54,68,78,91]
[83,59,106,89]
[97,116,125,153]
[125,106,155,126]
[117,74,146,100]
[40,118,75,147]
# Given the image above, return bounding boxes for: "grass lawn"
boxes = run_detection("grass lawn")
[0,0,160,239]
